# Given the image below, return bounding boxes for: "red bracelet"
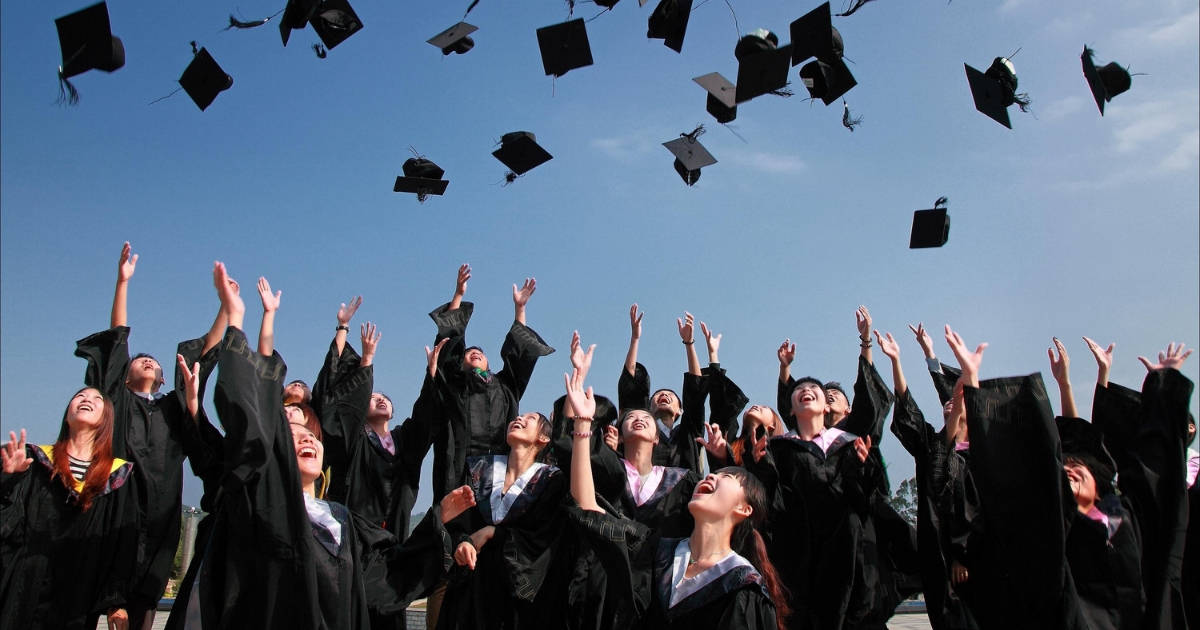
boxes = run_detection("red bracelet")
[573,431,593,439]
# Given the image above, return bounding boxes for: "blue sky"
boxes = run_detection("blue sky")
[3,0,1197,510]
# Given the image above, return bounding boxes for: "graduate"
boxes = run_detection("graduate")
[437,404,567,629]
[73,242,222,630]
[565,361,786,630]
[1,388,138,630]
[882,327,980,630]
[165,262,470,630]
[617,306,723,472]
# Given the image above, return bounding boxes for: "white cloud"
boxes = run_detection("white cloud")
[1042,95,1087,121]
[1161,129,1200,172]
[589,133,657,160]
[998,0,1031,14]
[724,150,806,174]
[1114,9,1199,50]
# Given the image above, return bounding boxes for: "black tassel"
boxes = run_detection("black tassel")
[190,40,199,55]
[769,86,795,98]
[464,0,480,17]
[224,14,272,30]
[503,171,519,186]
[681,124,706,142]
[56,69,80,106]
[836,0,880,17]
[313,44,328,58]
[1013,92,1032,112]
[934,196,948,209]
[842,100,862,131]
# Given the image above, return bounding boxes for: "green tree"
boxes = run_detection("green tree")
[887,475,918,525]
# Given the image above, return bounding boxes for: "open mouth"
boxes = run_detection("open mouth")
[799,392,818,403]
[298,446,318,459]
[693,479,716,496]
[78,401,95,412]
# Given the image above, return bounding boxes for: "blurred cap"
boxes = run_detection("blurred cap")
[428,22,477,55]
[735,41,793,103]
[55,2,125,78]
[909,207,950,249]
[310,0,363,50]
[394,157,449,197]
[1081,47,1131,116]
[790,2,844,66]
[279,0,320,46]
[536,18,593,77]
[647,0,693,53]
[799,57,856,105]
[179,47,233,112]
[694,72,737,123]
[664,132,716,186]
[964,62,1012,129]
[493,131,553,175]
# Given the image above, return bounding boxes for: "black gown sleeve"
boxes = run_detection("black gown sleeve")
[565,504,657,623]
[704,363,749,439]
[361,505,456,615]
[836,356,894,445]
[671,372,711,473]
[931,363,962,405]
[619,363,652,412]
[75,326,133,458]
[890,389,935,463]
[429,301,474,377]
[777,376,797,432]
[385,373,442,537]
[494,321,555,402]
[174,337,226,491]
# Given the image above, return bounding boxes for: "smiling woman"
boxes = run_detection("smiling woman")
[0,387,138,630]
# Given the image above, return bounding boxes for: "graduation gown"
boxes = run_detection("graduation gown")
[890,390,980,630]
[748,426,884,630]
[566,505,778,630]
[437,454,568,630]
[0,444,138,629]
[1091,369,1194,630]
[1063,495,1144,630]
[617,363,713,473]
[164,327,452,630]
[777,356,894,442]
[589,443,699,538]
[429,301,555,501]
[75,326,213,610]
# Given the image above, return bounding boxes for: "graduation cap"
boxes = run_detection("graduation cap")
[1081,46,1131,116]
[799,58,856,105]
[310,0,363,50]
[280,0,320,46]
[536,19,593,78]
[179,47,233,112]
[647,0,693,54]
[734,30,793,103]
[1056,416,1117,497]
[663,126,716,186]
[909,197,950,249]
[965,57,1031,129]
[789,2,839,65]
[493,131,553,180]
[428,22,477,55]
[694,73,738,123]
[54,2,125,103]
[394,157,449,201]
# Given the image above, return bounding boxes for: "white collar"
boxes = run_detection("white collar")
[669,539,752,607]
[622,458,665,506]
[303,493,342,547]
[490,456,546,524]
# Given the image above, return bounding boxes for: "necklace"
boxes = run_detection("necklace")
[687,549,731,566]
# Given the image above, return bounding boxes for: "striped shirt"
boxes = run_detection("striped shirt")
[67,454,90,482]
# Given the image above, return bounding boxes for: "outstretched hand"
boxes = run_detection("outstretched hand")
[440,485,476,523]
[257,277,281,313]
[1047,338,1070,384]
[425,338,449,378]
[875,330,900,361]
[908,323,935,358]
[676,312,695,344]
[944,325,986,386]
[1,429,33,474]
[564,367,596,420]
[117,241,138,283]
[855,306,872,340]
[603,425,619,452]
[777,338,796,367]
[629,304,644,340]
[213,262,244,319]
[853,435,873,464]
[1082,336,1115,386]
[695,423,728,458]
[701,322,722,358]
[360,322,381,364]
[455,263,471,297]
[512,278,536,307]
[337,296,362,326]
[1138,342,1192,372]
[569,331,596,380]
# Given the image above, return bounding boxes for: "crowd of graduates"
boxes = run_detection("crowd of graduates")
[1,243,1196,630]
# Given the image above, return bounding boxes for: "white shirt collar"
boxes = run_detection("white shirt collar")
[490,456,546,524]
[669,539,752,607]
[623,458,665,506]
[303,493,342,547]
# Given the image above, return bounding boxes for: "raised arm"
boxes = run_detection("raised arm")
[944,325,986,389]
[360,322,380,368]
[110,241,137,329]
[1082,336,1115,388]
[566,367,602,513]
[911,322,956,404]
[678,312,700,376]
[856,305,874,365]
[334,295,363,358]
[625,303,643,377]
[512,277,536,326]
[256,277,281,357]
[202,279,234,355]
[778,338,795,385]
[176,354,201,420]
[449,263,469,311]
[701,321,721,367]
[1047,337,1077,418]
[875,330,906,396]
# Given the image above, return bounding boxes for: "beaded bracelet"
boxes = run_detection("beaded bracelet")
[573,431,593,439]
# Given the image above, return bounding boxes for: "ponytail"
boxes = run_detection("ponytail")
[721,466,791,630]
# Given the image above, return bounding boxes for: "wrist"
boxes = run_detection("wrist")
[682,339,694,345]
[336,323,349,331]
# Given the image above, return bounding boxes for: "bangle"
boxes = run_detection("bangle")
[570,416,594,423]
[336,324,350,332]
[682,340,694,345]
[860,340,872,349]
[572,430,593,439]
